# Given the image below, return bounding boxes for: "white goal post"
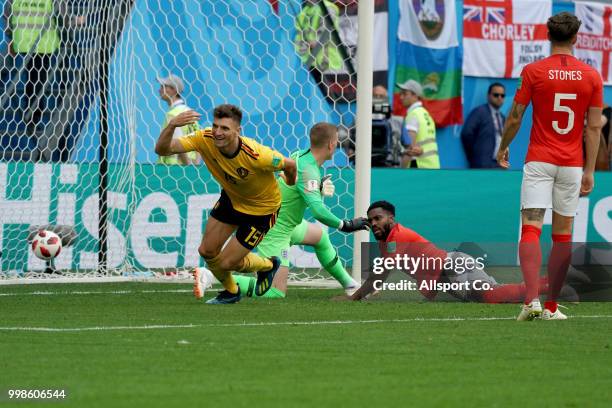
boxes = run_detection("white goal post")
[0,0,374,284]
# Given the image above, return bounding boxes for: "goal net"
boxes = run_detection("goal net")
[0,0,364,285]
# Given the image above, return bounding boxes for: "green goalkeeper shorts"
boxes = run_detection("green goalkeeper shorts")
[257,219,310,267]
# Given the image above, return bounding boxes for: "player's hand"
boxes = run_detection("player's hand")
[496,147,510,169]
[332,290,378,301]
[580,171,594,196]
[320,175,335,197]
[169,110,201,128]
[339,217,370,233]
[406,145,423,156]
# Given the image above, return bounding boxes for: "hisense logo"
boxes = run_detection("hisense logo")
[0,163,327,272]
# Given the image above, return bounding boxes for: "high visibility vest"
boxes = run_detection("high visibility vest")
[11,0,59,54]
[405,106,440,169]
[158,102,199,165]
[294,1,342,72]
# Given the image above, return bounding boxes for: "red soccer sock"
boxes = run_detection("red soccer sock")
[480,278,551,304]
[519,225,542,304]
[546,233,572,311]
[544,301,558,313]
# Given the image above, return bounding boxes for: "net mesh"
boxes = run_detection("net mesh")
[0,0,360,284]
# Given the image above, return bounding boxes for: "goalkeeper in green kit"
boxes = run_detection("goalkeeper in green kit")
[193,122,369,299]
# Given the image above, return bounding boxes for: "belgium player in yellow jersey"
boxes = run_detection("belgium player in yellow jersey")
[155,104,297,304]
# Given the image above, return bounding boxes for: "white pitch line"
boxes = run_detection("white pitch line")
[0,289,193,297]
[2,315,612,332]
[0,324,200,332]
[0,287,334,297]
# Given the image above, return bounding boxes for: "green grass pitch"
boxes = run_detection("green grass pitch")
[1,282,612,408]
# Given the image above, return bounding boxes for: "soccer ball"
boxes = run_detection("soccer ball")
[31,230,63,260]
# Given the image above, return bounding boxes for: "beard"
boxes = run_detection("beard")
[374,225,391,241]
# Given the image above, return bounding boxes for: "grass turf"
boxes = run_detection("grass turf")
[1,282,612,407]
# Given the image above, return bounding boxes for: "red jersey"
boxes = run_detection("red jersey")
[381,224,448,299]
[386,223,428,244]
[514,54,603,167]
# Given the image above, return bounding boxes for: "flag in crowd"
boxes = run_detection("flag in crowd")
[575,1,612,84]
[463,0,551,78]
[393,0,462,127]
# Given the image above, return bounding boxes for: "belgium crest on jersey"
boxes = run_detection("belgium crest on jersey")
[236,167,250,179]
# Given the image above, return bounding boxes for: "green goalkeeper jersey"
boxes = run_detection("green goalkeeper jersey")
[274,149,342,232]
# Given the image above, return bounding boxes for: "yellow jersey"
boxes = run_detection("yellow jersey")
[178,127,285,215]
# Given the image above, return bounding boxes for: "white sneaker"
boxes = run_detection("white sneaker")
[193,267,215,299]
[517,299,542,321]
[344,279,360,297]
[542,305,568,320]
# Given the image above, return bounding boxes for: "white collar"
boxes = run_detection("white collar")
[170,99,185,108]
[407,101,423,113]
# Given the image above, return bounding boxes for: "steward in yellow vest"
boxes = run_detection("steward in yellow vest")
[157,74,199,165]
[8,0,59,54]
[294,0,343,72]
[397,80,440,169]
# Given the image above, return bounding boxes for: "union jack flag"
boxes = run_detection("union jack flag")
[463,4,506,23]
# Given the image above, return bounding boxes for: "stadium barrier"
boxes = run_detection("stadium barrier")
[1,164,610,279]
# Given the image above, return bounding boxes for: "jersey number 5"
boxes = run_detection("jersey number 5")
[552,93,577,135]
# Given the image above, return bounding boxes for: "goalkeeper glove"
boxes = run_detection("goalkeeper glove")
[320,175,335,197]
[339,217,370,233]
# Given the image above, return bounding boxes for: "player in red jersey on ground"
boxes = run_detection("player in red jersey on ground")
[344,201,568,304]
[496,12,603,321]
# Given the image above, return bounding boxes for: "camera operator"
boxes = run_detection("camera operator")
[340,85,402,167]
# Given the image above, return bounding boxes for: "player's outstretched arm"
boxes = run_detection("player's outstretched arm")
[296,160,367,232]
[581,106,604,196]
[155,110,201,156]
[343,268,391,301]
[496,102,526,169]
[339,217,370,233]
[301,182,368,233]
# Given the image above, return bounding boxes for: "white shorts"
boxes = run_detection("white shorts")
[520,161,582,217]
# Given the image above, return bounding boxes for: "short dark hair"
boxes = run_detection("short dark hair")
[310,122,338,148]
[547,12,581,44]
[214,104,243,124]
[367,200,395,216]
[488,82,505,95]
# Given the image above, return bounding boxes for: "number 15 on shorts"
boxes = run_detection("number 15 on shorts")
[245,227,264,247]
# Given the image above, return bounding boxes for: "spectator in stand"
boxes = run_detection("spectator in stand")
[294,0,343,87]
[598,103,611,171]
[372,85,387,100]
[461,83,506,168]
[4,0,60,132]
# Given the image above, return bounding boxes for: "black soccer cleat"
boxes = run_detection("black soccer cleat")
[255,256,280,297]
[206,287,242,304]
